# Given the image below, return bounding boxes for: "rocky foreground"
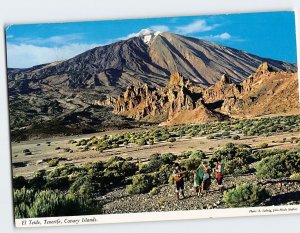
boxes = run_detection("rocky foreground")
[99,174,300,214]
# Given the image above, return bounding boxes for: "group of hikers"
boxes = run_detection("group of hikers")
[172,159,223,200]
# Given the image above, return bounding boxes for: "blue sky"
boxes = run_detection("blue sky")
[6,11,297,68]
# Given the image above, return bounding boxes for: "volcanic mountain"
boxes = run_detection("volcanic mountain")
[8,30,296,96]
[6,30,298,139]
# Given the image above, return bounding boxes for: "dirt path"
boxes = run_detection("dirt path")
[11,130,300,178]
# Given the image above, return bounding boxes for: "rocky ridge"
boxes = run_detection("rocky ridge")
[113,62,299,126]
[114,72,225,125]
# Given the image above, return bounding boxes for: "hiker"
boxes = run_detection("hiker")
[215,160,224,193]
[173,163,186,200]
[201,162,211,193]
[194,163,205,195]
[193,169,201,196]
[209,159,215,178]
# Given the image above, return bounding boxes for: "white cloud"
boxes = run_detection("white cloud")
[176,20,218,34]
[217,32,231,40]
[6,34,14,39]
[117,32,137,41]
[13,33,84,46]
[149,25,169,32]
[202,32,232,41]
[7,42,100,68]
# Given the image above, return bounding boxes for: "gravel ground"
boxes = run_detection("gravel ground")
[99,174,300,214]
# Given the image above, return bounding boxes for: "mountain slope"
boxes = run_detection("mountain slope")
[149,32,296,84]
[8,31,296,96]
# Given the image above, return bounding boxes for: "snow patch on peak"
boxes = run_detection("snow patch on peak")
[143,34,153,44]
[135,28,161,45]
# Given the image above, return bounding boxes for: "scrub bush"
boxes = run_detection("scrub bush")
[223,183,269,207]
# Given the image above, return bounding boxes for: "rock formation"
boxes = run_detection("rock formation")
[113,62,299,126]
[114,83,166,120]
[222,62,300,117]
[114,72,225,125]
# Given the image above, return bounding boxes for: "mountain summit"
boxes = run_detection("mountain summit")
[133,29,161,45]
[8,32,296,96]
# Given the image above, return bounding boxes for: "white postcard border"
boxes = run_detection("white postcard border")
[15,204,300,228]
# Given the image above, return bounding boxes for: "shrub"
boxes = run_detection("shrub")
[180,151,192,159]
[148,139,154,145]
[45,176,70,190]
[126,174,156,194]
[136,138,146,146]
[13,188,36,218]
[233,135,240,140]
[103,170,125,186]
[181,158,202,170]
[28,173,47,190]
[14,188,94,218]
[47,164,85,179]
[13,176,28,189]
[140,162,160,174]
[123,141,129,146]
[125,184,136,194]
[149,187,159,196]
[167,137,176,143]
[223,158,249,175]
[207,135,215,140]
[256,151,300,179]
[160,153,177,164]
[258,143,268,149]
[106,156,125,165]
[69,175,96,197]
[77,139,87,146]
[34,169,47,177]
[211,143,252,175]
[252,149,287,161]
[160,133,171,141]
[168,174,174,185]
[48,158,60,167]
[223,183,269,207]
[83,161,104,173]
[290,173,300,180]
[139,154,163,173]
[189,150,206,160]
[156,165,173,185]
[139,153,176,174]
[63,148,71,152]
[222,131,230,137]
[69,171,118,196]
[106,160,137,177]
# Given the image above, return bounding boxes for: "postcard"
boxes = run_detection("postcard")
[5,11,300,228]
